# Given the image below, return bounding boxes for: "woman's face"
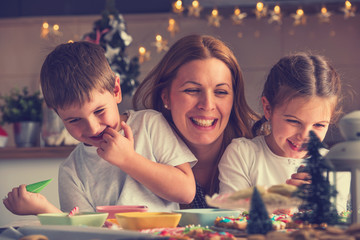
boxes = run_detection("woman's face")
[162,58,233,148]
[263,96,334,159]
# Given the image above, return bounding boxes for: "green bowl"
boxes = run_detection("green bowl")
[37,212,108,227]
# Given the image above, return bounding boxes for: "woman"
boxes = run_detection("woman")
[133,34,259,208]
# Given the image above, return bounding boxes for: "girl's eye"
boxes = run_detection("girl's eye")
[314,123,326,128]
[286,119,300,124]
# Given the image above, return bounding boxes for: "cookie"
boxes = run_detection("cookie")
[228,186,266,200]
[267,184,298,197]
[19,235,48,240]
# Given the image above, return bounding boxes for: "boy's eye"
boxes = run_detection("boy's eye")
[314,123,326,128]
[69,118,80,124]
[94,108,104,114]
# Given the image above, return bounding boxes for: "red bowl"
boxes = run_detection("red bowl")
[96,205,148,219]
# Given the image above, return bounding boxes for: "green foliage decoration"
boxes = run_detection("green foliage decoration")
[82,0,140,96]
[293,130,340,225]
[0,87,43,124]
[246,186,273,235]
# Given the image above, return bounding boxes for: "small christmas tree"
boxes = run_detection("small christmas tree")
[246,187,273,235]
[293,131,339,225]
[83,0,140,96]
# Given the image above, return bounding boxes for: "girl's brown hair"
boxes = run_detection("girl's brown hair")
[252,52,343,136]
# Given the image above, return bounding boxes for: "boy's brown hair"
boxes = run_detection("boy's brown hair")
[40,41,116,110]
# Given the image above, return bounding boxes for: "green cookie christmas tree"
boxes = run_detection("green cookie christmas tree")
[293,130,339,225]
[246,187,273,235]
[83,0,140,96]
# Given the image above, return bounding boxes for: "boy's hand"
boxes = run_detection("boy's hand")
[3,184,61,215]
[97,121,136,167]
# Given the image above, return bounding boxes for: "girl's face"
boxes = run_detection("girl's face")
[162,58,233,149]
[57,79,122,148]
[263,96,335,159]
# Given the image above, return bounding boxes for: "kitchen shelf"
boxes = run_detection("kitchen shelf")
[0,146,76,159]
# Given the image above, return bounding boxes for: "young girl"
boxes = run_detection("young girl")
[218,52,350,212]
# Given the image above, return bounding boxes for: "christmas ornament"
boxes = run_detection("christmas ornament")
[231,7,247,25]
[291,8,307,26]
[40,22,62,40]
[152,35,169,53]
[207,8,223,27]
[254,2,268,20]
[82,0,140,96]
[167,18,179,37]
[172,0,184,14]
[0,126,8,147]
[188,0,202,17]
[318,6,331,23]
[340,1,356,19]
[104,44,121,64]
[268,5,282,25]
[293,131,340,225]
[138,47,150,64]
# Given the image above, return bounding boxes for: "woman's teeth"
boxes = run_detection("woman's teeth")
[191,118,215,127]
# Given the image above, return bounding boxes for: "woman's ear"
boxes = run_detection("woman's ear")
[261,96,271,120]
[114,76,122,104]
[161,89,170,110]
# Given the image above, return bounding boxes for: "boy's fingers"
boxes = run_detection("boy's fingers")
[121,121,134,142]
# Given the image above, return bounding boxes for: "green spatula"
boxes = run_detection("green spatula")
[26,179,53,193]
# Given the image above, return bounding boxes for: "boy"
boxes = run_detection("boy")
[3,41,196,214]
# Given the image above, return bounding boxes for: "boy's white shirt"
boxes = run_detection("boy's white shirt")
[218,135,351,213]
[58,109,197,212]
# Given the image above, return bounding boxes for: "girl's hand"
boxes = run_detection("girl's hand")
[286,172,311,186]
[97,121,136,167]
[3,184,61,215]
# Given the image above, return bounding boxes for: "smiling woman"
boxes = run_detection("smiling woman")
[133,34,258,208]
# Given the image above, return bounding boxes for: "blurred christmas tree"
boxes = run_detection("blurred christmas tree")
[83,0,140,96]
[293,130,339,225]
[246,187,273,235]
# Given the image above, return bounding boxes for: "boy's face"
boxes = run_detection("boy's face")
[57,83,122,148]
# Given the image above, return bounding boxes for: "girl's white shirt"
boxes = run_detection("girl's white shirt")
[219,135,351,212]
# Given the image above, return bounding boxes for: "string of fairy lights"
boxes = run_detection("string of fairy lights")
[40,0,357,64]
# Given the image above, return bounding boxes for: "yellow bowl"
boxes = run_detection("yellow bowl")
[115,212,181,230]
[37,212,108,227]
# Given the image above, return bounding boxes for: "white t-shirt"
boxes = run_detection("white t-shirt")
[59,109,197,212]
[218,135,350,212]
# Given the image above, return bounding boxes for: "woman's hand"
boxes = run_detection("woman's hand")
[3,184,61,215]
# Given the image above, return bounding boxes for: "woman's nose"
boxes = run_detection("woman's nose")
[197,92,215,111]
